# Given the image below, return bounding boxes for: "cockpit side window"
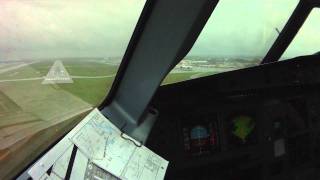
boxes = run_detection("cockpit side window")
[281,9,320,60]
[162,0,298,85]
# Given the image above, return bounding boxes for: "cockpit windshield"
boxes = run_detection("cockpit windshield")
[0,0,145,178]
[0,0,310,178]
[163,0,299,85]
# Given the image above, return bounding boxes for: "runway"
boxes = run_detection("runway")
[0,75,116,83]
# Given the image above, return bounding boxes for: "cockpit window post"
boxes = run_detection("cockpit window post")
[100,0,219,143]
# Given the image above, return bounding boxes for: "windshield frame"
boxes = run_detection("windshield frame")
[261,0,316,64]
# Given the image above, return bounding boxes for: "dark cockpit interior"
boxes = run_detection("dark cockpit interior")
[141,0,320,179]
[148,54,320,179]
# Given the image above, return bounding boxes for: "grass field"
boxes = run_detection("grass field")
[0,60,197,106]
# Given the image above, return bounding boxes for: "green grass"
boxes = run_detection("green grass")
[63,61,118,76]
[0,62,51,80]
[29,61,53,75]
[58,78,115,105]
[0,61,52,80]
[162,72,196,85]
[56,61,117,105]
[0,61,117,106]
[0,61,117,105]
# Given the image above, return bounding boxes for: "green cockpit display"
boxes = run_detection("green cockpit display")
[232,115,255,142]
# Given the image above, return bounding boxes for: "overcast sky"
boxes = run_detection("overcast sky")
[0,0,145,60]
[189,0,300,58]
[0,0,318,60]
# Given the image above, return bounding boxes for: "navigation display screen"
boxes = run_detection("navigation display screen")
[226,114,257,147]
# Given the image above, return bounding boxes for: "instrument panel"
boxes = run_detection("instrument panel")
[148,92,320,180]
[147,55,320,179]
